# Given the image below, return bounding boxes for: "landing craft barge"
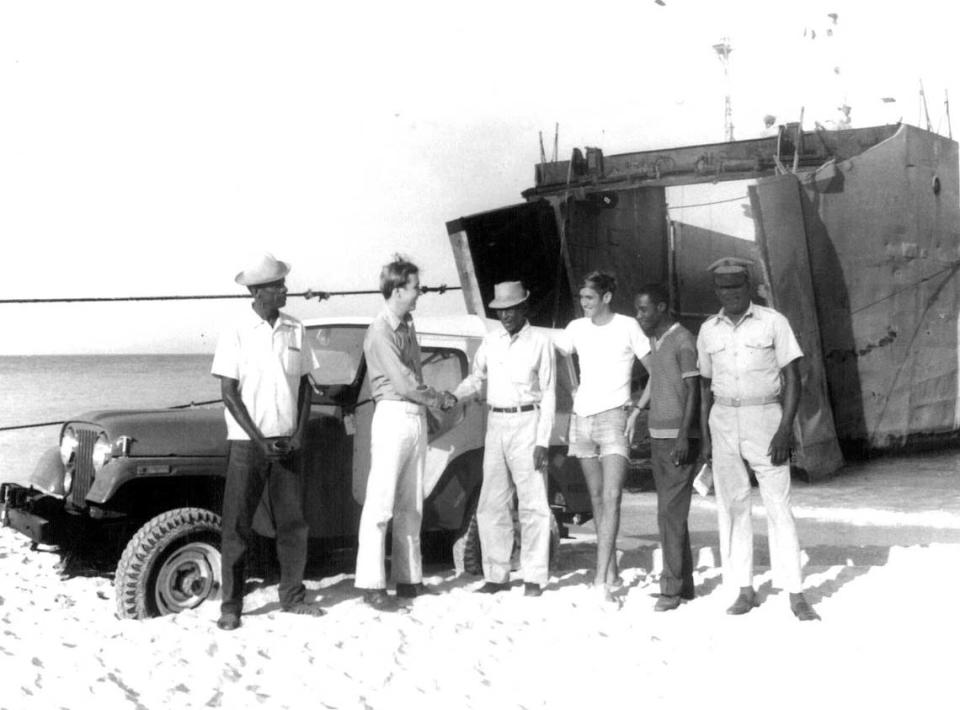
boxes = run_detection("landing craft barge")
[447,123,960,479]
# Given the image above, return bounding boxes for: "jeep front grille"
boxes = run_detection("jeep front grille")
[68,428,99,507]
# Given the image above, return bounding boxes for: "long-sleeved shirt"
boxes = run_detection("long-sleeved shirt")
[453,322,556,447]
[364,307,443,407]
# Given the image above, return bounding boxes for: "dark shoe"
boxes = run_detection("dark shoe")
[475,581,510,594]
[789,594,821,621]
[523,583,543,598]
[216,612,241,631]
[396,582,436,599]
[654,595,682,612]
[282,601,326,617]
[726,588,758,615]
[362,589,400,612]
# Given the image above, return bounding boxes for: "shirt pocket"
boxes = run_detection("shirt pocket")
[509,354,534,386]
[743,337,775,371]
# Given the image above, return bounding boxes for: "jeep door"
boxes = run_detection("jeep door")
[294,324,368,540]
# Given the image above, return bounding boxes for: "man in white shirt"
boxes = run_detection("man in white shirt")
[453,281,556,597]
[554,271,650,603]
[211,253,325,631]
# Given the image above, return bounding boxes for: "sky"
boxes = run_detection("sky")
[2,0,958,354]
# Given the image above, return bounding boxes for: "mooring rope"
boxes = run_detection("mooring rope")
[0,285,460,305]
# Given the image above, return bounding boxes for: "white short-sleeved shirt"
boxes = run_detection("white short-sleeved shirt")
[211,308,320,440]
[696,302,803,401]
[555,313,650,417]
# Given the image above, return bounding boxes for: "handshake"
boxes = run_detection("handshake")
[438,391,458,411]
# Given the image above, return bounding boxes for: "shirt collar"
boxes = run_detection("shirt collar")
[246,306,291,330]
[382,307,413,332]
[653,321,680,350]
[717,301,756,327]
[497,320,531,341]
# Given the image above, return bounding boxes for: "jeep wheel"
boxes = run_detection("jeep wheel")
[451,496,483,576]
[115,507,222,619]
[452,500,561,577]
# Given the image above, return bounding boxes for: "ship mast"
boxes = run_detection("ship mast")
[713,37,734,142]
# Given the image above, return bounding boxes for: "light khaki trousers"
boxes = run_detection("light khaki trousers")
[478,410,551,586]
[355,400,425,589]
[709,402,803,593]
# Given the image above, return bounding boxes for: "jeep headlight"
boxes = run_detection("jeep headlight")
[60,426,78,466]
[60,426,79,493]
[91,433,113,473]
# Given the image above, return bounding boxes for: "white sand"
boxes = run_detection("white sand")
[1,524,957,710]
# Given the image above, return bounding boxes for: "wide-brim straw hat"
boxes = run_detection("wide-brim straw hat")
[488,281,529,309]
[235,252,291,286]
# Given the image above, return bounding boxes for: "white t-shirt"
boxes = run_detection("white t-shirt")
[555,313,650,417]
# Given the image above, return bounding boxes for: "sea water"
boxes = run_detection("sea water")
[0,354,219,484]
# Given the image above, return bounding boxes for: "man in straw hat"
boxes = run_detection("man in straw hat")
[354,256,457,611]
[452,280,556,597]
[211,252,325,630]
[697,256,820,621]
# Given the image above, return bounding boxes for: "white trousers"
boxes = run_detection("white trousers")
[355,400,425,589]
[709,402,803,593]
[478,410,551,586]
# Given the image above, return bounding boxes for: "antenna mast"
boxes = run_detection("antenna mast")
[713,37,734,141]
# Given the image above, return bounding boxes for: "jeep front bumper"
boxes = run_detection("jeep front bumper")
[1,482,75,545]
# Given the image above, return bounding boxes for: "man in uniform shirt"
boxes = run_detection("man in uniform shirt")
[452,281,556,597]
[354,256,456,611]
[635,283,699,612]
[697,257,820,621]
[211,252,325,631]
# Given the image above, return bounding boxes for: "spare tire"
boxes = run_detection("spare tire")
[115,507,222,619]
[452,497,561,577]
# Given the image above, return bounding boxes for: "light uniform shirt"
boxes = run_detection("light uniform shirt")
[453,322,556,448]
[554,313,650,417]
[211,308,320,440]
[696,302,803,401]
[364,307,442,407]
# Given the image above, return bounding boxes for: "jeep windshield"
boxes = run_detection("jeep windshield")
[305,325,366,386]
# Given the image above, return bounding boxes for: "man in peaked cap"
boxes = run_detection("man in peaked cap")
[211,252,325,630]
[452,281,556,597]
[696,256,820,621]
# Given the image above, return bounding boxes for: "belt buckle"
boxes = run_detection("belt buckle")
[732,397,741,407]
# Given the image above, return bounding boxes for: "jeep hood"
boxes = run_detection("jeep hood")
[74,407,228,457]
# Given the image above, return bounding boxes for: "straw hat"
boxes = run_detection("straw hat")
[488,281,529,309]
[235,253,291,286]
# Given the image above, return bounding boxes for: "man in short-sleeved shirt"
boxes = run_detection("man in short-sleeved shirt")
[697,257,820,621]
[635,284,699,611]
[211,252,324,631]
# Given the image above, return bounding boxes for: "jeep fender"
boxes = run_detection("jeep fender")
[87,456,227,508]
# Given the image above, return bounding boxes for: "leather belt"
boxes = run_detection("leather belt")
[489,404,538,413]
[714,395,780,407]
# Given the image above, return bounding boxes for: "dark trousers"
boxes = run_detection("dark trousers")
[650,437,698,598]
[220,440,309,614]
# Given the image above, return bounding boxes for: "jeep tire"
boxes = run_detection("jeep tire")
[115,507,223,619]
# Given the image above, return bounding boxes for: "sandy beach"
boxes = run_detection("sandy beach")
[2,486,958,710]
